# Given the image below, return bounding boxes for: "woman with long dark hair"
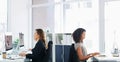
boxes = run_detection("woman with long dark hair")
[19,29,47,62]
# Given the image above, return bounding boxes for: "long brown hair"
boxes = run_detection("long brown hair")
[36,29,47,48]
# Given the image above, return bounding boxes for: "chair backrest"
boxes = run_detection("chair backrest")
[43,41,53,62]
[64,45,71,62]
[47,41,53,62]
[68,44,80,62]
[55,45,64,62]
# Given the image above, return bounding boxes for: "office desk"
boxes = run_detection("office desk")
[93,56,120,62]
[0,55,27,62]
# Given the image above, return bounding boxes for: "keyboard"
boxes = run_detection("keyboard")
[7,55,24,60]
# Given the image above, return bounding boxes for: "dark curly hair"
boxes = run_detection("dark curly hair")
[72,28,86,43]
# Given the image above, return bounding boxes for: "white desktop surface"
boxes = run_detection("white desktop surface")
[0,55,25,62]
[94,56,120,61]
[0,47,30,62]
[93,54,120,62]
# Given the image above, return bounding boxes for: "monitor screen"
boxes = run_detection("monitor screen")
[19,33,24,47]
[5,33,13,51]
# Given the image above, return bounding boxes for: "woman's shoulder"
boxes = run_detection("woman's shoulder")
[37,40,45,46]
[75,42,82,46]
[74,43,83,50]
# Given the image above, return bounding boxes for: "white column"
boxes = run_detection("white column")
[28,0,32,48]
[99,0,105,53]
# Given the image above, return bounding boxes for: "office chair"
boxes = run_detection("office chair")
[43,41,53,62]
[68,44,80,62]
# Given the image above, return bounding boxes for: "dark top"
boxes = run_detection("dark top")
[26,40,46,62]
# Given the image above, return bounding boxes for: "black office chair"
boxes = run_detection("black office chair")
[69,44,87,62]
[68,44,80,62]
[43,41,53,62]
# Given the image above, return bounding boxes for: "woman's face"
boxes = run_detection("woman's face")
[34,31,40,41]
[81,32,86,40]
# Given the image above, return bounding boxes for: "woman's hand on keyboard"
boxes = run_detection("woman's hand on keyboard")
[28,48,32,51]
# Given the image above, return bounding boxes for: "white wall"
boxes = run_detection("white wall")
[32,7,54,47]
[32,0,54,33]
[32,0,55,45]
[7,0,31,49]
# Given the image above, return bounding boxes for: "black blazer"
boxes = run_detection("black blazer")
[26,40,46,62]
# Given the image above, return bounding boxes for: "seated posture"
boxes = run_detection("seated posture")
[72,28,99,62]
[19,29,47,62]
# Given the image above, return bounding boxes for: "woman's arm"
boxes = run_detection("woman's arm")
[76,47,91,60]
[77,47,99,61]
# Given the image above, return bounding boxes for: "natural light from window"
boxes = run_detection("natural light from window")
[55,0,99,53]
[105,1,120,54]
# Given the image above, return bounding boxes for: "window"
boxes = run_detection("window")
[55,0,99,53]
[105,1,120,53]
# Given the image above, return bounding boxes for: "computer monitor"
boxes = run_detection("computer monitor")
[19,33,24,47]
[5,32,13,51]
